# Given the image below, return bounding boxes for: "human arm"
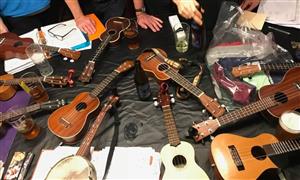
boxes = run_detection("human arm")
[0,17,8,34]
[241,0,261,11]
[133,0,163,32]
[172,0,204,26]
[64,0,96,34]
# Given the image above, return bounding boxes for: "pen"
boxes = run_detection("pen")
[267,26,291,35]
[37,27,47,44]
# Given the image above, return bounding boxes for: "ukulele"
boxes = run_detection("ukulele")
[155,82,209,180]
[45,96,119,180]
[0,32,81,61]
[138,48,225,118]
[48,60,134,143]
[210,133,300,179]
[0,73,73,101]
[231,62,300,78]
[79,17,130,83]
[0,99,66,123]
[189,67,300,142]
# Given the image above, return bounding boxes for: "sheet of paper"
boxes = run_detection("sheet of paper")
[41,19,88,49]
[237,11,267,30]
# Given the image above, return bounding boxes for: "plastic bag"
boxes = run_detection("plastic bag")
[206,1,293,110]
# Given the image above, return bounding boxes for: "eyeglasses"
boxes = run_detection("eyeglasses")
[47,24,76,41]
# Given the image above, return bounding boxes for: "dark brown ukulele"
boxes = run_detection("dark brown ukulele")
[190,67,300,142]
[138,48,225,118]
[79,17,130,83]
[48,60,134,143]
[0,32,81,60]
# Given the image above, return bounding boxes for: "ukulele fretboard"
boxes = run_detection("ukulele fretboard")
[218,96,278,126]
[0,77,43,85]
[263,138,300,156]
[0,104,41,123]
[261,63,300,72]
[90,35,111,62]
[90,71,119,97]
[162,105,180,146]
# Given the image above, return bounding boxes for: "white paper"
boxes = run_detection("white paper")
[258,0,300,29]
[32,146,161,180]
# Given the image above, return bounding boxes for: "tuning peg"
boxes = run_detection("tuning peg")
[214,98,217,101]
[208,116,213,120]
[210,135,214,141]
[201,109,206,113]
[70,59,75,63]
[63,57,68,61]
[153,97,159,107]
[66,69,75,87]
[170,94,175,104]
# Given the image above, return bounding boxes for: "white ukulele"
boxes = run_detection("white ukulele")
[155,83,209,180]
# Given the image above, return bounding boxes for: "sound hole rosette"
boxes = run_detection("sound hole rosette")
[279,111,300,134]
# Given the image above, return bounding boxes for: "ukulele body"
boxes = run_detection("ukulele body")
[258,67,300,118]
[211,133,278,179]
[0,74,17,101]
[160,141,209,180]
[100,17,130,47]
[0,32,34,60]
[48,92,100,143]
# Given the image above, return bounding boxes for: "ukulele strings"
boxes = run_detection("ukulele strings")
[192,81,300,129]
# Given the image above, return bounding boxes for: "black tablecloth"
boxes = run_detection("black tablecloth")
[3,14,300,180]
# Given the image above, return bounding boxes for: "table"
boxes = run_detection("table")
[3,14,300,179]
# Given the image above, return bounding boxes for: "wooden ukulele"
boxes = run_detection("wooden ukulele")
[46,96,119,180]
[48,60,134,143]
[0,99,66,123]
[79,17,130,83]
[231,62,300,78]
[138,48,225,118]
[155,82,209,180]
[0,73,73,101]
[210,133,300,179]
[190,67,300,142]
[0,32,81,61]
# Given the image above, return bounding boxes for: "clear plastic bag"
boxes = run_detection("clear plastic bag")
[206,1,293,110]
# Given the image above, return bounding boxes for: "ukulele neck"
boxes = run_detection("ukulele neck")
[162,105,180,146]
[0,77,43,86]
[263,138,300,157]
[261,63,300,72]
[90,35,112,62]
[0,104,41,123]
[218,96,278,126]
[90,70,119,97]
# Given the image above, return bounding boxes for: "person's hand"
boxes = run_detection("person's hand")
[241,0,261,11]
[75,15,96,34]
[136,12,163,32]
[172,0,204,26]
[0,19,8,34]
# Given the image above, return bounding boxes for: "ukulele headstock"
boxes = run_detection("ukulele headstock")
[115,60,135,74]
[189,119,220,142]
[79,61,95,83]
[44,76,68,87]
[198,94,225,118]
[58,48,81,61]
[231,64,260,78]
[102,95,119,112]
[40,99,67,110]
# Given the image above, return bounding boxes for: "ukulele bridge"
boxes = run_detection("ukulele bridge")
[59,117,71,128]
[228,145,245,171]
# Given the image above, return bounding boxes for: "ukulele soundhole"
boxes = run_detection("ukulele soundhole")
[13,41,23,47]
[274,92,288,103]
[251,146,267,160]
[172,155,187,168]
[158,63,169,72]
[76,102,87,111]
[108,29,117,36]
